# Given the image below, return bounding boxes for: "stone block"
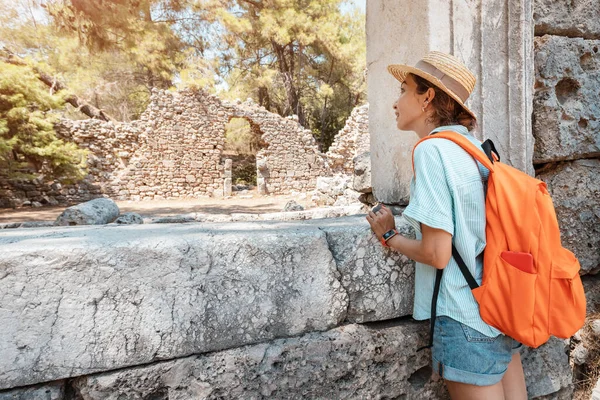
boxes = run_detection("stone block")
[0,221,349,388]
[534,0,600,40]
[352,151,372,193]
[534,35,600,163]
[522,337,573,399]
[69,320,446,400]
[537,159,600,274]
[55,198,120,226]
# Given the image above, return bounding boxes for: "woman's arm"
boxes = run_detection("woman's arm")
[366,205,452,269]
[386,223,452,269]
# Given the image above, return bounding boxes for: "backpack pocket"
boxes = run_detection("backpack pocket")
[548,249,586,338]
[473,254,537,345]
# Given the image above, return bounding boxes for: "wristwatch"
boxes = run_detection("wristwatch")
[381,228,399,246]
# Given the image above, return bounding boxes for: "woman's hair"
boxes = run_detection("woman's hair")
[408,73,478,132]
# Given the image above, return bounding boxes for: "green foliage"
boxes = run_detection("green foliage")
[0,0,365,186]
[224,117,262,155]
[232,157,257,186]
[210,0,366,151]
[0,61,88,181]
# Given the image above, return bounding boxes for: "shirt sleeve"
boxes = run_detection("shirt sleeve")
[403,141,454,235]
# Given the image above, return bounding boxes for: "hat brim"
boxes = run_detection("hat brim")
[387,64,477,120]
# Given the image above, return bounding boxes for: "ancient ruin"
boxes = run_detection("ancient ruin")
[0,90,369,209]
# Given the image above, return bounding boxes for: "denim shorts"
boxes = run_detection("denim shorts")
[432,315,524,386]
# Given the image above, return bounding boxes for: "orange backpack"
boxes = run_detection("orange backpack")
[413,131,586,349]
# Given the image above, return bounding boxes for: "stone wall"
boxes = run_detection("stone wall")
[533,5,600,275]
[0,216,582,399]
[324,104,370,175]
[1,91,370,208]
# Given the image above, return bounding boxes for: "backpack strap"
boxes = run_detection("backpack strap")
[417,268,443,352]
[417,247,480,352]
[411,131,496,178]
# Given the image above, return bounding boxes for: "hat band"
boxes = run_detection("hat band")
[415,60,470,103]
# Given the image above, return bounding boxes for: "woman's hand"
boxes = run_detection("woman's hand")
[365,204,396,239]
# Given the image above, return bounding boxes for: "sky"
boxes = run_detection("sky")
[341,0,366,14]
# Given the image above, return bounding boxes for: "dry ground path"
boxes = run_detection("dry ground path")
[0,190,314,224]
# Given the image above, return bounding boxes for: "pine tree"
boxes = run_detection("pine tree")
[0,61,88,182]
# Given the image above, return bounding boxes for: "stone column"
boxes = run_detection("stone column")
[256,158,269,195]
[223,158,232,197]
[367,0,535,205]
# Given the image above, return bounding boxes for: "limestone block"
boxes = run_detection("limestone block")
[593,376,600,400]
[352,151,372,193]
[534,35,600,163]
[0,221,349,388]
[583,274,600,314]
[223,177,232,197]
[318,215,416,322]
[534,0,600,40]
[537,159,600,274]
[283,200,304,212]
[55,198,120,226]
[521,337,573,399]
[69,320,446,400]
[114,212,144,225]
[0,382,65,400]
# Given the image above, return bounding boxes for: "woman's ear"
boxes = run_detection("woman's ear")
[426,87,436,103]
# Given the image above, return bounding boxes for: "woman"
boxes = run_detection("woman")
[365,51,528,400]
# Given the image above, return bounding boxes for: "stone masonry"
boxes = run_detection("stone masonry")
[0,91,369,208]
[533,9,600,275]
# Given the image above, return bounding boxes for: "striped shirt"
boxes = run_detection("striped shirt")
[403,124,502,337]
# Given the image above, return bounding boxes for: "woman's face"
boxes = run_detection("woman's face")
[393,75,427,131]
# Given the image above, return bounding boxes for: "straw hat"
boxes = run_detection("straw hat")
[387,51,477,120]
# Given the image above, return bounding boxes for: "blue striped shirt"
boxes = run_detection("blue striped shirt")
[403,124,502,337]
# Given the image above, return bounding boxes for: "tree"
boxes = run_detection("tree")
[44,0,190,89]
[0,61,88,182]
[207,0,366,150]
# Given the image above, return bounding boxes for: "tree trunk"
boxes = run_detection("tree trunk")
[272,41,305,126]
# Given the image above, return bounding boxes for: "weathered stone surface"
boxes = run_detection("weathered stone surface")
[533,35,600,163]
[0,221,350,389]
[592,377,600,400]
[114,212,144,224]
[55,198,120,226]
[0,382,65,400]
[537,159,600,274]
[68,320,448,400]
[311,174,363,207]
[583,274,600,314]
[352,151,372,193]
[534,0,600,40]
[572,342,589,365]
[19,221,56,229]
[0,215,419,389]
[326,104,370,176]
[320,215,416,322]
[282,200,304,212]
[522,337,573,399]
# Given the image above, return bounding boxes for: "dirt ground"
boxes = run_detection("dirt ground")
[0,190,314,224]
